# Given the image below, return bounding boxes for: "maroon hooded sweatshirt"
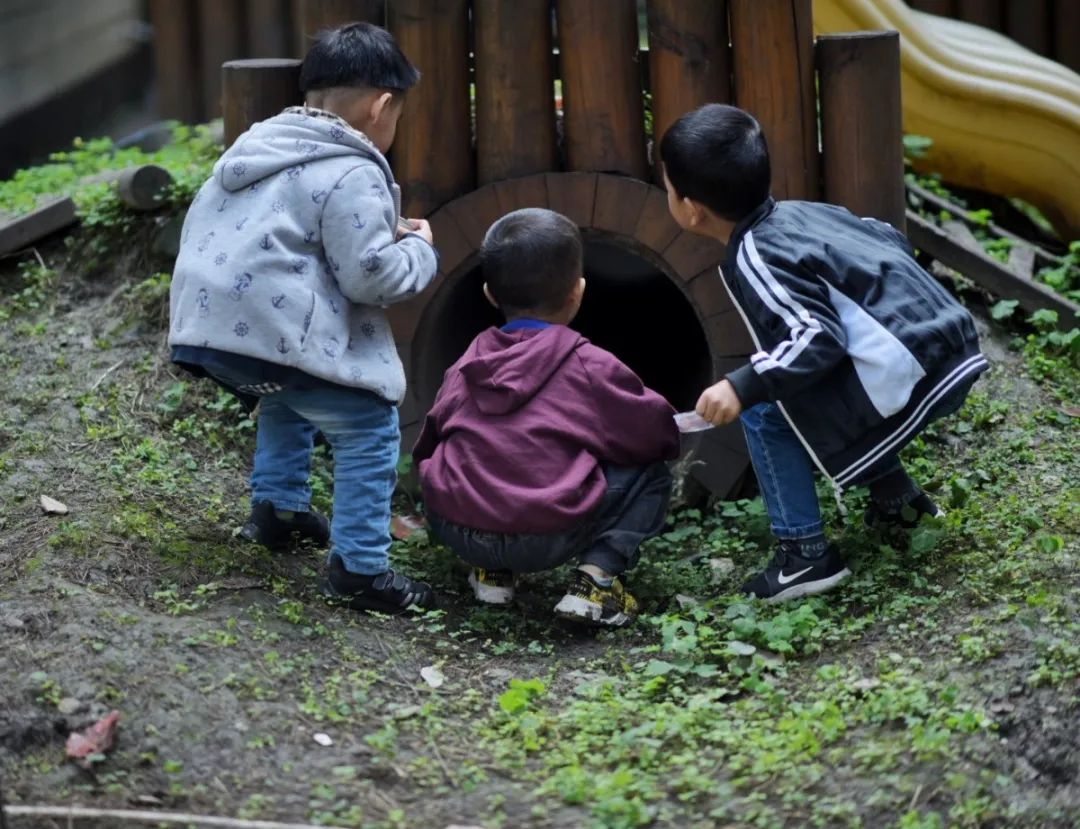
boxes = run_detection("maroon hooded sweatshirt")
[413,324,680,535]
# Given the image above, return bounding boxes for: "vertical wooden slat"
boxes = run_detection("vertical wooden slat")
[908,0,957,15]
[199,0,248,121]
[222,58,303,146]
[247,0,293,57]
[1054,0,1080,72]
[473,0,557,185]
[388,0,473,216]
[297,0,384,54]
[148,0,203,123]
[646,0,731,183]
[729,0,819,201]
[1006,0,1051,55]
[556,0,649,179]
[956,0,1003,30]
[817,31,906,231]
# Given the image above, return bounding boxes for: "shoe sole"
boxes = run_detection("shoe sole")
[468,572,514,605]
[320,580,434,615]
[762,568,852,604]
[553,594,632,627]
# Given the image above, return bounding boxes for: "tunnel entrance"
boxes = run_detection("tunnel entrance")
[413,236,713,413]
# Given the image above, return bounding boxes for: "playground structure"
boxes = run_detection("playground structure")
[149,0,1078,496]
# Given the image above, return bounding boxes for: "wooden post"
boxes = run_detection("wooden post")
[646,0,731,183]
[148,0,203,123]
[198,0,248,121]
[1006,0,1050,56]
[473,0,557,185]
[908,0,956,15]
[246,0,294,57]
[729,0,819,201]
[1054,1,1080,72]
[222,59,303,146]
[297,0,384,54]
[556,0,648,179]
[388,0,473,217]
[817,31,906,231]
[956,0,1003,30]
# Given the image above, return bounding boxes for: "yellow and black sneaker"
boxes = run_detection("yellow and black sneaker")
[468,568,516,605]
[554,570,638,627]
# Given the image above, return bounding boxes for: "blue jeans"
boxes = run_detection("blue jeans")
[741,384,971,540]
[200,364,399,576]
[427,463,672,575]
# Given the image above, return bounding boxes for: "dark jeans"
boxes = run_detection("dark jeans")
[427,462,673,576]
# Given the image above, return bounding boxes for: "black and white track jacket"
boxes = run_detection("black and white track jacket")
[723,198,989,489]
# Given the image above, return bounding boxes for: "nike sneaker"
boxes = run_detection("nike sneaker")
[742,542,850,603]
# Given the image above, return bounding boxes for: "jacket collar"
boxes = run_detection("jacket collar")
[729,197,777,247]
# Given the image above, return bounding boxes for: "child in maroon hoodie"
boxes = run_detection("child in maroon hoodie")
[413,208,680,626]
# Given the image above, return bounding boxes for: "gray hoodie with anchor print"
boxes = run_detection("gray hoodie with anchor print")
[168,107,438,404]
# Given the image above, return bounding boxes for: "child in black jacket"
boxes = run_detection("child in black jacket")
[661,104,988,602]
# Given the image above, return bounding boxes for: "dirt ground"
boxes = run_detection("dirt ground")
[1,239,1078,829]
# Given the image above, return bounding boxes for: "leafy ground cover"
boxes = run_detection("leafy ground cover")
[0,132,1077,828]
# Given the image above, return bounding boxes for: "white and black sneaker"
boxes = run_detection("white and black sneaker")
[742,542,851,603]
[323,556,435,614]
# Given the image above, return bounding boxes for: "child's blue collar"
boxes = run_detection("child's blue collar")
[501,318,552,332]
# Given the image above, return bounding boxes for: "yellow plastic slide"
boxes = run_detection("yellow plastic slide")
[813,0,1080,239]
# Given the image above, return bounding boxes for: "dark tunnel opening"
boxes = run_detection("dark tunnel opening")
[414,238,714,414]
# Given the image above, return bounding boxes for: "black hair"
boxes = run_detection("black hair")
[300,22,420,95]
[481,208,583,315]
[660,104,771,222]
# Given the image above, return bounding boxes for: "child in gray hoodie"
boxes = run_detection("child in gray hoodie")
[169,23,438,613]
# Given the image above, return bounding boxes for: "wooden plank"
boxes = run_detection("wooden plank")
[221,58,303,146]
[441,184,503,251]
[645,0,731,183]
[956,0,1003,30]
[906,210,1078,328]
[297,0,384,53]
[556,0,648,179]
[633,186,683,254]
[148,0,203,123]
[1053,0,1080,72]
[662,231,726,284]
[198,0,248,121]
[545,172,598,229]
[704,308,755,357]
[1005,0,1051,55]
[687,269,730,318]
[492,175,550,216]
[388,0,473,217]
[246,0,293,58]
[728,0,819,201]
[0,198,77,256]
[817,32,906,231]
[592,176,651,235]
[474,0,557,185]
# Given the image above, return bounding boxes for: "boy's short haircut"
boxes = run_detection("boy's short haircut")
[300,22,420,95]
[660,104,771,222]
[482,208,583,316]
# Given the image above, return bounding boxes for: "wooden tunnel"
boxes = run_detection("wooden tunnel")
[218,0,905,498]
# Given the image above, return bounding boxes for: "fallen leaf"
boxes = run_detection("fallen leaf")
[1063,407,1080,418]
[39,495,69,515]
[66,711,120,766]
[313,732,333,746]
[57,697,82,715]
[390,513,425,541]
[420,665,445,689]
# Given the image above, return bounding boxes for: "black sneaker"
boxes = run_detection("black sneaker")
[240,500,330,551]
[864,492,944,531]
[742,542,851,603]
[323,555,435,614]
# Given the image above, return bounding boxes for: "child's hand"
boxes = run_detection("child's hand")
[696,380,742,426]
[398,217,433,245]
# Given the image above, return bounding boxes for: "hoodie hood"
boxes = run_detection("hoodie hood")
[459,326,583,415]
[215,108,392,193]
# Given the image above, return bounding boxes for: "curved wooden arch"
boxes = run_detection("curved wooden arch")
[387,173,754,496]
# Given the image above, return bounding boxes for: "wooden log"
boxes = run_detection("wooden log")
[473,0,557,185]
[817,31,906,231]
[905,210,1079,329]
[83,165,176,211]
[198,0,248,121]
[297,0,384,54]
[556,0,648,179]
[246,0,294,58]
[222,59,303,146]
[1005,0,1051,56]
[148,0,203,123]
[388,0,473,217]
[646,0,731,182]
[956,0,1003,30]
[0,198,77,256]
[1053,0,1080,72]
[728,0,819,201]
